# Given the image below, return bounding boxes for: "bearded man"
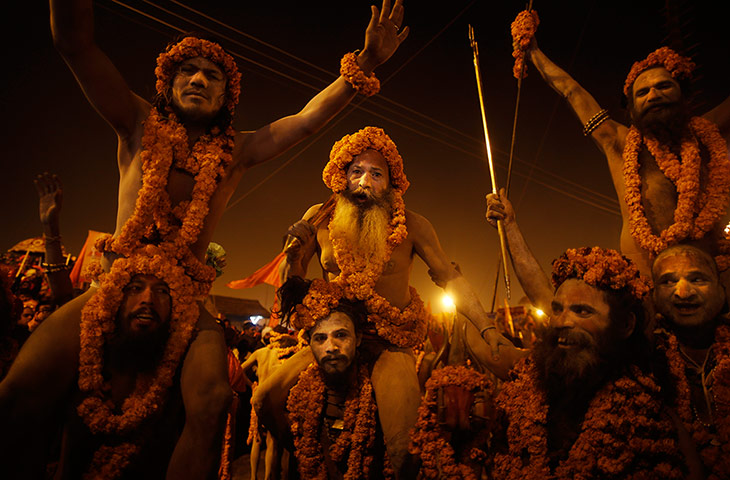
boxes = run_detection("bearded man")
[514,10,730,279]
[0,263,212,478]
[484,246,688,478]
[278,276,388,480]
[0,0,408,477]
[255,126,520,478]
[651,245,730,478]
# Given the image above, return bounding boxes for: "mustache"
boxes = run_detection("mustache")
[538,325,594,349]
[320,353,348,364]
[128,307,162,323]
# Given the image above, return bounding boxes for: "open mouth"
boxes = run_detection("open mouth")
[132,310,159,327]
[673,303,701,315]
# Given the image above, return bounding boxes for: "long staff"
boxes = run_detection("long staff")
[469,24,511,300]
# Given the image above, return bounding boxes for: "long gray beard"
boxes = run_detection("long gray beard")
[330,194,392,266]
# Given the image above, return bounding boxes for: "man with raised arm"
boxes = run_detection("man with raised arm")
[0,1,408,478]
[512,10,730,279]
[255,126,521,478]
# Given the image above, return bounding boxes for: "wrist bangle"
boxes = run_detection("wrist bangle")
[43,234,62,243]
[41,262,70,273]
[582,109,609,136]
[340,51,380,97]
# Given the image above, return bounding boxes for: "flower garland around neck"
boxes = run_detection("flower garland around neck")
[409,365,493,479]
[492,358,685,479]
[96,107,233,293]
[287,363,385,480]
[77,253,199,478]
[659,323,730,479]
[510,9,539,80]
[623,116,730,260]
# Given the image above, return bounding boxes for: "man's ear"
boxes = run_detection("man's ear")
[356,331,362,347]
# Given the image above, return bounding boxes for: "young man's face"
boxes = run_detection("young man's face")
[116,274,172,336]
[652,252,725,329]
[310,311,360,380]
[19,299,38,326]
[171,56,227,123]
[345,149,391,205]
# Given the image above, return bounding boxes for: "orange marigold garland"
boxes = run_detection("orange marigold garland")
[623,46,695,97]
[658,324,730,479]
[623,117,730,263]
[323,127,409,195]
[551,246,651,300]
[492,358,685,478]
[287,363,384,480]
[77,252,199,478]
[409,366,493,479]
[339,52,380,97]
[510,9,539,79]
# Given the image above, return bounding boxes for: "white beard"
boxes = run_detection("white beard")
[330,194,392,267]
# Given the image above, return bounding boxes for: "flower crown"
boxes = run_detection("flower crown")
[551,246,651,301]
[322,126,409,194]
[289,278,346,331]
[623,46,695,97]
[155,36,242,114]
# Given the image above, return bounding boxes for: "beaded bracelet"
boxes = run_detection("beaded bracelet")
[41,262,71,273]
[340,52,380,97]
[582,109,609,136]
[479,324,497,337]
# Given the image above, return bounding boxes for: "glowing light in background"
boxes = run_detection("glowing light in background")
[441,294,455,311]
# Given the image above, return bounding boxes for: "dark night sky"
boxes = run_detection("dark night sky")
[1,0,728,314]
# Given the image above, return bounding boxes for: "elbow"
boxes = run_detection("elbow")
[186,383,233,434]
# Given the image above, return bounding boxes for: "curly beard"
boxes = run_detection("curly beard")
[330,189,394,267]
[631,100,691,147]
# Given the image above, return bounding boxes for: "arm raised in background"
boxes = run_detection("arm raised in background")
[233,0,409,171]
[50,0,149,145]
[409,211,525,379]
[35,173,74,306]
[485,188,553,313]
[528,43,625,156]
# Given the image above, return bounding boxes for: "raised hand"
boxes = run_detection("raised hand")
[359,0,409,73]
[34,172,63,228]
[485,188,515,229]
[284,220,316,261]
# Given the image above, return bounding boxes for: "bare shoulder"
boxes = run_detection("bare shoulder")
[405,209,437,237]
[195,304,224,335]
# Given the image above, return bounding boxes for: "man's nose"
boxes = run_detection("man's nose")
[138,286,155,304]
[646,87,662,101]
[359,173,372,188]
[550,312,573,329]
[674,278,695,299]
[189,70,208,87]
[324,336,339,353]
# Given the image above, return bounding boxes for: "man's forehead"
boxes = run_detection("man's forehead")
[653,252,717,279]
[311,312,355,335]
[633,67,676,91]
[179,56,224,74]
[350,149,389,171]
[128,274,168,288]
[553,278,608,306]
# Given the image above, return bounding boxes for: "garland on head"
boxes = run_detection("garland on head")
[287,363,384,480]
[658,324,730,479]
[623,46,695,98]
[155,36,241,114]
[78,252,199,478]
[510,9,539,80]
[323,126,409,195]
[409,366,493,479]
[491,358,685,478]
[551,246,651,300]
[623,117,730,268]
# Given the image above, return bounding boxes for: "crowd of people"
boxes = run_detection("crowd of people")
[0,2,729,479]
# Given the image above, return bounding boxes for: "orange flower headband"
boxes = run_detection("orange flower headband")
[623,46,695,97]
[155,36,242,114]
[322,126,410,194]
[551,246,651,301]
[289,278,345,331]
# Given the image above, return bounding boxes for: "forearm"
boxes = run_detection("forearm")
[42,226,74,305]
[529,48,602,123]
[445,275,495,333]
[502,221,553,312]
